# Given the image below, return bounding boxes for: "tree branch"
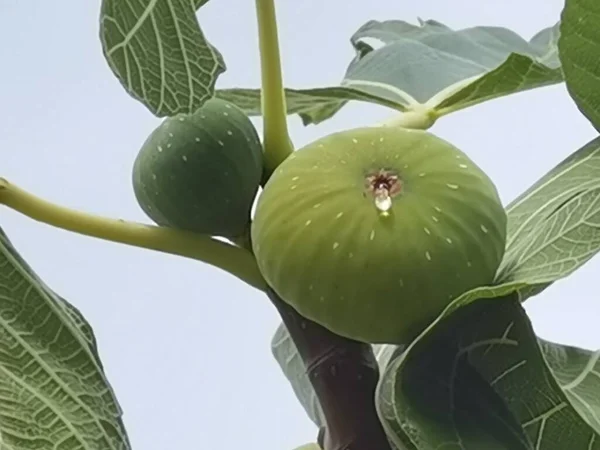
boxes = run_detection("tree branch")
[267,288,392,450]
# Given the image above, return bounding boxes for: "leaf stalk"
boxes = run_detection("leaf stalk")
[0,178,266,291]
[376,105,438,130]
[255,0,294,176]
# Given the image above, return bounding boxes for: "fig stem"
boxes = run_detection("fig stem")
[267,288,392,450]
[255,0,294,176]
[0,178,267,292]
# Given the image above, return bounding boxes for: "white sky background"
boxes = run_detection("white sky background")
[1,0,598,449]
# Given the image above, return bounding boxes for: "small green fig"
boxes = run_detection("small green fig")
[132,98,264,239]
[251,126,507,344]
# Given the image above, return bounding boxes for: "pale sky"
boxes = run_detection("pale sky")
[1,1,598,449]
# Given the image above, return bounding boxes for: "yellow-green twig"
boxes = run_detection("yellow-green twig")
[255,0,294,176]
[0,178,266,291]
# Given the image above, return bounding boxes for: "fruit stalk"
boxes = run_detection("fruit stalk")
[255,0,294,176]
[267,288,392,450]
[0,178,266,291]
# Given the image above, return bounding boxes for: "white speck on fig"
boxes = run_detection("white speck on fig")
[336,212,344,219]
[446,237,453,244]
[218,140,225,146]
[200,114,206,119]
[182,155,188,162]
[290,185,297,190]
[152,174,157,180]
[223,112,229,116]
[333,242,339,250]
[434,206,442,212]
[481,224,489,233]
[419,172,426,177]
[432,216,439,222]
[379,137,384,142]
[168,132,174,137]
[195,137,201,142]
[292,176,299,181]
[370,230,375,240]
[313,203,322,209]
[352,138,358,144]
[157,146,163,152]
[178,117,185,121]
[167,143,172,148]
[340,159,347,165]
[446,183,459,189]
[424,227,431,235]
[305,219,312,226]
[426,251,432,261]
[225,104,232,108]
[467,261,472,267]
[459,164,468,168]
[227,130,233,136]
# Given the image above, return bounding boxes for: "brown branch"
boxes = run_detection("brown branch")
[267,288,392,450]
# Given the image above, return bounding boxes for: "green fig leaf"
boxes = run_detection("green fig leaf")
[497,135,600,298]
[100,0,226,117]
[540,341,600,432]
[217,20,562,125]
[0,227,130,448]
[558,0,600,132]
[378,295,600,450]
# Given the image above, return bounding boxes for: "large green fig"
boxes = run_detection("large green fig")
[132,98,264,238]
[251,126,507,344]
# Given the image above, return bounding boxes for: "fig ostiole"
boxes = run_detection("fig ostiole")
[251,126,507,344]
[132,98,264,239]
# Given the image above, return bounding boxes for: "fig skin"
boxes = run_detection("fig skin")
[132,98,264,239]
[251,126,507,344]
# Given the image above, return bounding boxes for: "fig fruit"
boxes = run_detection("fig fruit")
[251,126,507,344]
[132,98,264,238]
